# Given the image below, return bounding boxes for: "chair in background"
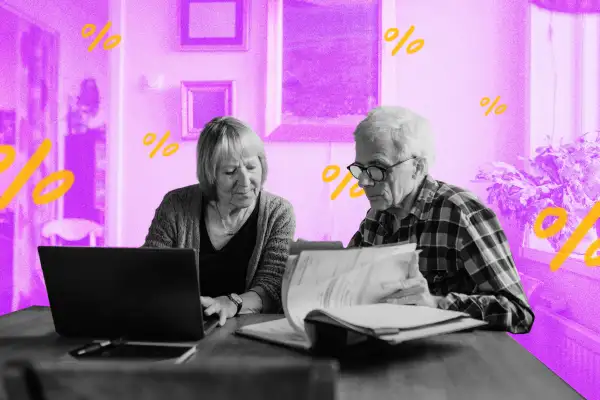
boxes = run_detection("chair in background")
[2,358,339,400]
[41,218,104,247]
[289,239,344,255]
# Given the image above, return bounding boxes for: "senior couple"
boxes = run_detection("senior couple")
[143,107,534,334]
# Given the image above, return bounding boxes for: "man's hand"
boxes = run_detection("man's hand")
[201,296,237,326]
[379,256,443,309]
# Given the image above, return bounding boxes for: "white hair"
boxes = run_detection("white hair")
[354,106,436,171]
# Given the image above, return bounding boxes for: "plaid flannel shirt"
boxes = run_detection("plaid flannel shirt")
[348,175,535,334]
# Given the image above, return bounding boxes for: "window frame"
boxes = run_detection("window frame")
[522,5,600,281]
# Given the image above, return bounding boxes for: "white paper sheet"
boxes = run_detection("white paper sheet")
[284,244,418,333]
[236,318,311,350]
[314,304,469,331]
[379,317,488,344]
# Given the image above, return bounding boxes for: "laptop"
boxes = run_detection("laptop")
[37,246,220,343]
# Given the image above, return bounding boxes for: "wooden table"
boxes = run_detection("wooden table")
[0,307,584,400]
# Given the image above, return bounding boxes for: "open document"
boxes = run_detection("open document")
[235,243,487,351]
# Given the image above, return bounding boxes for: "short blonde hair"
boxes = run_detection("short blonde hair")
[354,106,436,171]
[196,116,268,201]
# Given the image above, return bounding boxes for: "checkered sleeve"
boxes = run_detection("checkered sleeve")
[437,207,535,334]
[346,209,381,248]
[347,224,364,248]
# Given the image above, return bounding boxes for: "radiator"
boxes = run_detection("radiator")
[514,307,600,400]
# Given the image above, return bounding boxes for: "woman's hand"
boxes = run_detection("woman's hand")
[201,296,237,326]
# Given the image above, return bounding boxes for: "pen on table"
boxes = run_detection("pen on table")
[76,339,119,356]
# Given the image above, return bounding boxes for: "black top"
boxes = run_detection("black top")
[198,195,260,298]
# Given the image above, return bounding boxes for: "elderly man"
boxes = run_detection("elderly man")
[346,106,534,334]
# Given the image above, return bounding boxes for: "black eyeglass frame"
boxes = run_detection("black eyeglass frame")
[346,157,417,182]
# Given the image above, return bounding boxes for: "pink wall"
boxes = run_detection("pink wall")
[109,0,528,247]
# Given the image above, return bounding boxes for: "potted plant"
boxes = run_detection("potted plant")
[473,131,600,254]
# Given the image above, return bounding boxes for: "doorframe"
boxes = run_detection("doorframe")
[106,0,126,246]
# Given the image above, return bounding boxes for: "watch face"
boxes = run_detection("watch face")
[231,294,242,305]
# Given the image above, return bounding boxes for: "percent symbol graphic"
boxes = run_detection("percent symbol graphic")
[322,165,365,201]
[534,203,600,271]
[0,140,75,210]
[143,131,180,158]
[81,21,121,52]
[384,25,424,56]
[480,96,507,116]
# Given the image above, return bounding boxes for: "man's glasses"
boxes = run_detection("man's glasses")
[347,157,416,182]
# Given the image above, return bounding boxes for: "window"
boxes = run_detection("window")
[264,0,398,142]
[526,4,600,272]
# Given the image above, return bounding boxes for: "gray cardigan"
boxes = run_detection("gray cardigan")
[142,184,296,313]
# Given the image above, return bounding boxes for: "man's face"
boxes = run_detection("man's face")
[354,134,417,211]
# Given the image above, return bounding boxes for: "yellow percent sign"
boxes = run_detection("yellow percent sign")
[384,25,424,56]
[81,21,121,52]
[480,96,507,116]
[534,203,600,271]
[143,131,179,158]
[0,139,74,210]
[322,165,365,201]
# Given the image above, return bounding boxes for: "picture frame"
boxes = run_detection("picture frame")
[180,81,235,141]
[263,0,393,142]
[179,0,249,51]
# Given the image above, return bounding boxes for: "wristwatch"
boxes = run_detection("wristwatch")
[227,293,243,316]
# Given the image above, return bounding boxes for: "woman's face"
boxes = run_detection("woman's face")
[215,138,263,209]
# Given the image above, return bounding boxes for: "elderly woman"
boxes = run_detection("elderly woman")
[143,117,296,326]
[346,106,534,334]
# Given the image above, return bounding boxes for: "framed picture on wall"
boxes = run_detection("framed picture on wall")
[263,0,387,142]
[181,81,236,141]
[179,0,250,51]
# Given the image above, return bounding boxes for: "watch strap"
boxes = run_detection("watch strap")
[227,294,242,316]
